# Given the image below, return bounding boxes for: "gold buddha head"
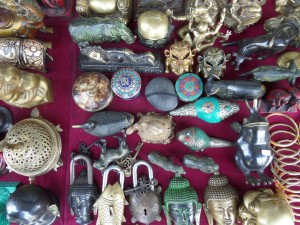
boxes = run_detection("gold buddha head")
[239,189,294,225]
[204,173,239,225]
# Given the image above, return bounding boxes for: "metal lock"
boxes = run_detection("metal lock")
[128,160,162,224]
[68,155,99,225]
[93,165,127,225]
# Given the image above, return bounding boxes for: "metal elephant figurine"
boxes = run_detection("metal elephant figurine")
[68,155,99,225]
[232,100,274,186]
[204,77,266,100]
[127,160,162,224]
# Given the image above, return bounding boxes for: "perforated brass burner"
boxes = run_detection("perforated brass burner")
[0,109,62,183]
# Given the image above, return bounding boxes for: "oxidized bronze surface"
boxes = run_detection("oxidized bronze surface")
[0,66,53,108]
[0,109,62,183]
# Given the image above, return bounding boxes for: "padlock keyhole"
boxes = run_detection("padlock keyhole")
[144,209,147,216]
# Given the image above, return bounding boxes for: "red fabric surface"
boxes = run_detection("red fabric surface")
[0,1,299,225]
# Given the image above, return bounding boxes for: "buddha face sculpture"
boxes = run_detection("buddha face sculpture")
[239,189,294,225]
[204,174,239,225]
[163,176,201,225]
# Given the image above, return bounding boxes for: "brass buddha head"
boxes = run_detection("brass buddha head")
[204,173,239,225]
[239,189,294,225]
[163,176,201,225]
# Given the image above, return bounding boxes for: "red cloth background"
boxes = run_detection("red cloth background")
[0,0,299,224]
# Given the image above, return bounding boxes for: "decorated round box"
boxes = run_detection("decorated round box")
[175,73,203,102]
[111,68,142,100]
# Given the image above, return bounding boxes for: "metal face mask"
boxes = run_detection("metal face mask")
[165,41,196,76]
[197,47,230,79]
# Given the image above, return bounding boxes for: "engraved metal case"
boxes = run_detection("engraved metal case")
[0,109,62,183]
[68,155,99,225]
[128,160,162,224]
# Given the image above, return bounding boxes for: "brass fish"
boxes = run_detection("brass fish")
[94,182,127,225]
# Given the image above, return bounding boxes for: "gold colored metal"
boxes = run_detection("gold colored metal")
[164,41,196,75]
[166,0,231,51]
[0,66,53,108]
[220,0,266,33]
[278,51,300,68]
[76,0,132,24]
[239,189,295,225]
[0,38,52,72]
[275,0,300,15]
[204,173,239,225]
[0,0,52,38]
[0,109,62,183]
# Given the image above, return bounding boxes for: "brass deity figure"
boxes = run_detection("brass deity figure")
[239,189,294,225]
[204,173,239,225]
[0,66,53,108]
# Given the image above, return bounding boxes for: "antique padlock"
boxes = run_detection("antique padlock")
[68,155,99,225]
[93,165,127,225]
[127,160,162,224]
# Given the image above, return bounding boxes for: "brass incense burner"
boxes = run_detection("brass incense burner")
[0,66,53,108]
[0,109,62,183]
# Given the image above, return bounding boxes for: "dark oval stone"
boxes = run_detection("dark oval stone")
[145,77,178,111]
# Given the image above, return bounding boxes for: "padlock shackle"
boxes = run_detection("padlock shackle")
[102,165,125,192]
[133,160,154,189]
[70,155,93,185]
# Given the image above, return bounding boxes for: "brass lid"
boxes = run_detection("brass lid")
[138,10,169,40]
[0,109,62,183]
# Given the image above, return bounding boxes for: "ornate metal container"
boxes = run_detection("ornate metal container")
[0,109,62,183]
[175,73,203,102]
[128,160,162,224]
[72,72,113,112]
[111,68,142,100]
[68,155,99,225]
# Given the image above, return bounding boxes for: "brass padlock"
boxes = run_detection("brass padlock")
[128,160,162,224]
[93,165,127,225]
[68,155,99,225]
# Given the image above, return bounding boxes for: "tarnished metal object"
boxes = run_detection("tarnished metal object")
[0,106,12,133]
[93,134,131,172]
[73,111,134,137]
[137,10,173,49]
[239,189,294,225]
[204,173,239,225]
[0,109,62,183]
[76,0,132,24]
[0,182,19,225]
[278,51,300,68]
[68,155,99,225]
[79,46,164,74]
[167,0,231,52]
[204,77,266,100]
[93,165,127,225]
[169,97,240,123]
[165,41,196,76]
[276,0,300,15]
[148,151,185,176]
[69,17,136,45]
[0,38,52,72]
[72,72,113,112]
[183,155,219,174]
[127,160,162,224]
[133,0,183,20]
[6,184,60,225]
[232,100,273,186]
[126,112,175,144]
[197,47,230,79]
[0,66,53,108]
[0,0,52,38]
[220,0,266,33]
[241,60,300,86]
[177,127,234,151]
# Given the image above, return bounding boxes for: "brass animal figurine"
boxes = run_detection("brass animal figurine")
[0,66,53,108]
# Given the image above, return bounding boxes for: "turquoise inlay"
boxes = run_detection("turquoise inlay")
[194,97,221,123]
[175,73,203,102]
[0,182,19,225]
[195,128,210,147]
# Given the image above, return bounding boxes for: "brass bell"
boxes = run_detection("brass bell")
[68,155,99,225]
[128,160,162,224]
[93,165,127,225]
